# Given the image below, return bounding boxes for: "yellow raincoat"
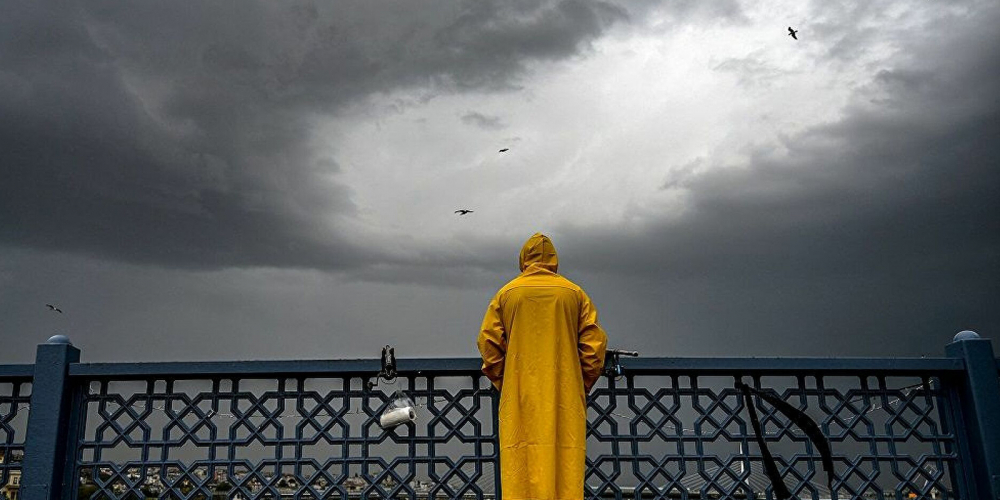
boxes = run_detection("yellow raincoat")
[478,233,608,500]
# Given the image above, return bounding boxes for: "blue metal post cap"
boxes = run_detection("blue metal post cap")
[953,330,981,342]
[46,334,72,345]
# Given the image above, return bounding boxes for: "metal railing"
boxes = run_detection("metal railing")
[1,331,998,500]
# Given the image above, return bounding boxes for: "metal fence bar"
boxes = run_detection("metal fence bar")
[617,357,965,375]
[0,365,36,378]
[69,358,483,379]
[69,357,964,380]
[21,335,81,500]
[945,331,1000,499]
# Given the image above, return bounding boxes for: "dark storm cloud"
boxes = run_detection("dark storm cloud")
[558,6,1000,355]
[325,0,999,357]
[460,111,508,130]
[0,0,626,269]
[805,1,899,65]
[433,0,627,89]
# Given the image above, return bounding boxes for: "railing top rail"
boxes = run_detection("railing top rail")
[622,356,963,374]
[69,358,484,379]
[0,364,35,379]
[67,356,963,380]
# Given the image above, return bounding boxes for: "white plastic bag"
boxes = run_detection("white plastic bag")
[379,383,416,429]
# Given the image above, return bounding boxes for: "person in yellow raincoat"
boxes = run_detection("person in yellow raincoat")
[478,233,608,500]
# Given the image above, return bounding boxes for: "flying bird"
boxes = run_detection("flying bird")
[499,148,509,153]
[46,304,63,313]
[787,27,798,40]
[455,210,474,215]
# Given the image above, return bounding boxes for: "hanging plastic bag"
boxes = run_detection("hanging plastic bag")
[379,382,416,429]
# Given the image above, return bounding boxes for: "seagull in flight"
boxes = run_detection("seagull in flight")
[787,27,798,40]
[46,304,63,313]
[454,209,474,215]
[498,148,509,153]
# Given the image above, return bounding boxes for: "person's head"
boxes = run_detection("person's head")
[519,233,558,272]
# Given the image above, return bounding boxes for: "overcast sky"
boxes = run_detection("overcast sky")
[1,0,997,364]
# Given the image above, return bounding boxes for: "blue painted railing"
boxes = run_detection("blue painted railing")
[0,332,997,500]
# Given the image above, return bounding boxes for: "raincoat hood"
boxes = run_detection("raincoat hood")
[519,233,559,273]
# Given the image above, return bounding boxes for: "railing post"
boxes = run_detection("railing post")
[946,330,1000,499]
[21,335,81,500]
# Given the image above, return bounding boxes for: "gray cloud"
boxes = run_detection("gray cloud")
[713,53,791,89]
[659,0,748,24]
[554,5,1000,355]
[0,0,627,270]
[0,247,498,363]
[433,0,628,89]
[806,2,888,64]
[612,0,747,29]
[460,111,508,130]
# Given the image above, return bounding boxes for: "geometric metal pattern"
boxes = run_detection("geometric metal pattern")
[586,374,959,499]
[0,372,31,498]
[75,375,497,500]
[65,359,974,500]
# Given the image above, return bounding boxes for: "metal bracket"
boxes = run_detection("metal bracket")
[603,348,639,378]
[366,345,397,390]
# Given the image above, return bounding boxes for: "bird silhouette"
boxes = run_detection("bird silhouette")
[498,148,509,153]
[788,27,798,40]
[46,304,63,313]
[454,210,474,215]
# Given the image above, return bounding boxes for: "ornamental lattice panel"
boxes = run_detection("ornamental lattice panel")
[76,376,497,500]
[0,378,30,494]
[74,371,962,499]
[586,374,956,499]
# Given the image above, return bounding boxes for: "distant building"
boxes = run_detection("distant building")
[1,471,19,500]
[0,451,24,500]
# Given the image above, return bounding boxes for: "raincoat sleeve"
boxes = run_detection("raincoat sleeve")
[477,294,507,391]
[578,290,607,394]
